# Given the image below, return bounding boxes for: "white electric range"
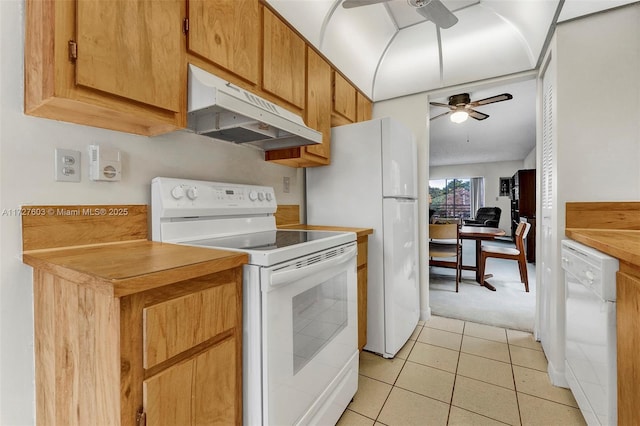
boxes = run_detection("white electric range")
[151,177,359,426]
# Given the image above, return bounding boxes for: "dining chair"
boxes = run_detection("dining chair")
[429,223,462,292]
[479,221,531,292]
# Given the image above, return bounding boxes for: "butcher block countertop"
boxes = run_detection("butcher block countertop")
[23,241,248,298]
[21,204,248,297]
[280,224,374,238]
[565,202,640,268]
[564,229,640,267]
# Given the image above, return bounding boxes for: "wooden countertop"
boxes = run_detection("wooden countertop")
[565,201,640,268]
[279,224,374,238]
[565,229,640,267]
[23,240,248,298]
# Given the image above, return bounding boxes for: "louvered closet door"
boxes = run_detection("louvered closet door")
[538,49,556,357]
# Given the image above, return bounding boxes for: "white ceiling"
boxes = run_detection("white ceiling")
[266,0,637,166]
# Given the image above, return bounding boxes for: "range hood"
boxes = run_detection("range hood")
[187,64,322,151]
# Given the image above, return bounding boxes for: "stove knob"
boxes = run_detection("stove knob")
[186,186,199,200]
[248,190,258,201]
[171,186,185,199]
[258,192,265,201]
[265,192,273,202]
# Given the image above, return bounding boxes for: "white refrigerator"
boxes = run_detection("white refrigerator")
[306,117,420,358]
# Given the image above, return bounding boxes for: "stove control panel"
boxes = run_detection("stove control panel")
[152,177,277,218]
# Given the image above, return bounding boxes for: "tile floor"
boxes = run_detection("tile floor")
[337,316,586,426]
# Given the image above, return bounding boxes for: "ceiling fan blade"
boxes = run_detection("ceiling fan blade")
[415,0,458,29]
[342,0,390,8]
[468,93,513,107]
[430,111,451,121]
[468,109,489,120]
[429,101,454,110]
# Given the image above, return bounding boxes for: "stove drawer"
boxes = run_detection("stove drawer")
[143,277,238,369]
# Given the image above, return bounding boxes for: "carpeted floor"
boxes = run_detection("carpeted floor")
[429,239,536,332]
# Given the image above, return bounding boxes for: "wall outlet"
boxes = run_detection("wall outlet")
[54,148,81,182]
[283,176,290,193]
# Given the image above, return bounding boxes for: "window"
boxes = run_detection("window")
[429,178,484,220]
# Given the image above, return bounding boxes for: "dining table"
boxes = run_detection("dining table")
[459,225,506,291]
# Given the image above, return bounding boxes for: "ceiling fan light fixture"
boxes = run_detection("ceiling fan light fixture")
[450,108,469,123]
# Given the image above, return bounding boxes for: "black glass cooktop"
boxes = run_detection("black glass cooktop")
[189,230,341,251]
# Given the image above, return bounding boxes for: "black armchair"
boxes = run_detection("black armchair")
[464,207,502,228]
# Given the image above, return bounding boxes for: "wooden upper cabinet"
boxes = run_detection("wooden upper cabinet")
[24,0,185,136]
[303,48,332,163]
[187,0,260,85]
[357,91,373,122]
[333,71,357,123]
[265,47,331,167]
[262,7,306,109]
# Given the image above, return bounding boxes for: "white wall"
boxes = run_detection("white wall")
[523,147,536,169]
[430,160,524,235]
[0,1,304,424]
[371,94,431,320]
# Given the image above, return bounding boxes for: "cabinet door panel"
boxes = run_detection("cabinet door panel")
[357,91,372,122]
[263,8,305,108]
[76,0,182,112]
[188,0,259,84]
[305,48,331,161]
[143,281,237,368]
[144,338,238,426]
[333,71,356,122]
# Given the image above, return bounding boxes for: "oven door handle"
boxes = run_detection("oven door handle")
[269,244,357,288]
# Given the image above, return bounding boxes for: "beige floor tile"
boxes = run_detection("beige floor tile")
[377,387,449,426]
[451,376,520,425]
[424,315,465,334]
[457,352,514,389]
[395,361,455,403]
[418,319,425,326]
[407,341,459,373]
[448,406,510,426]
[409,324,422,341]
[461,335,511,363]
[518,393,586,426]
[513,365,579,407]
[336,409,376,426]
[395,338,415,360]
[348,375,392,419]
[510,345,548,371]
[464,322,508,343]
[417,326,463,351]
[359,351,405,385]
[506,329,543,351]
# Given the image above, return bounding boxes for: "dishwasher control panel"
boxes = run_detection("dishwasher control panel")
[561,239,619,301]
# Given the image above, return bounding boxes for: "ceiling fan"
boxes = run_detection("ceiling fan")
[342,0,458,29]
[430,93,513,123]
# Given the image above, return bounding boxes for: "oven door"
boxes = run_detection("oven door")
[260,242,358,425]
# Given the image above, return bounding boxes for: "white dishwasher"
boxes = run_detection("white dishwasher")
[562,239,619,426]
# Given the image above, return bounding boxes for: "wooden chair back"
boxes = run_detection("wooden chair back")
[429,223,459,241]
[514,221,531,255]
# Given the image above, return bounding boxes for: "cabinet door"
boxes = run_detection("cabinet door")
[263,7,306,108]
[333,71,357,122]
[356,91,372,122]
[144,337,240,425]
[76,0,182,113]
[25,0,185,135]
[187,0,259,84]
[304,48,331,161]
[617,270,640,426]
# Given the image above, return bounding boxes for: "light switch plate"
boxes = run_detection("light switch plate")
[55,148,81,182]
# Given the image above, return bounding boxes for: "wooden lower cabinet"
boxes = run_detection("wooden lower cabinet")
[356,235,369,351]
[617,265,640,425]
[31,265,243,425]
